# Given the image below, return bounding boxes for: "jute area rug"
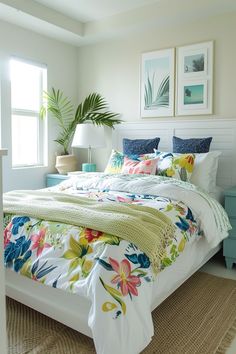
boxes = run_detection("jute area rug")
[7,272,236,354]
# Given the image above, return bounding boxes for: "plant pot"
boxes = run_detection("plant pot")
[55,154,77,175]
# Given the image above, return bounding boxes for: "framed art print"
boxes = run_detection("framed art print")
[178,80,208,113]
[176,41,213,115]
[141,48,175,118]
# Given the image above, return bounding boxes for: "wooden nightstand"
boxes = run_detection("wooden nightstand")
[46,173,69,187]
[223,186,236,269]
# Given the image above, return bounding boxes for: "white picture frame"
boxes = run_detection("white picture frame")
[176,41,213,116]
[141,48,175,118]
[178,80,208,114]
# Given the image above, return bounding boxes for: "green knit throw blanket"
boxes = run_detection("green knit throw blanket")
[3,190,176,272]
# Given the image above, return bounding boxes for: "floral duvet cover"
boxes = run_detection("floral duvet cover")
[3,173,230,354]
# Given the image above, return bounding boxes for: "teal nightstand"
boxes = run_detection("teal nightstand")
[46,173,69,187]
[223,186,236,269]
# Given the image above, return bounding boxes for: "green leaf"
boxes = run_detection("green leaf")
[102,302,117,312]
[102,235,120,246]
[69,273,80,282]
[131,269,147,277]
[97,258,113,271]
[99,277,126,315]
[166,204,173,212]
[63,250,77,259]
[40,89,122,154]
[20,260,32,278]
[161,258,172,267]
[69,236,82,256]
[69,258,80,273]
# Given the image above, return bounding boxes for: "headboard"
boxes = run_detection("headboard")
[112,118,236,189]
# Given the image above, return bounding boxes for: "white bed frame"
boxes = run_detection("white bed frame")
[5,118,236,339]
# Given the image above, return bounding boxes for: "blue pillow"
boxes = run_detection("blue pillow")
[123,137,160,155]
[173,136,212,153]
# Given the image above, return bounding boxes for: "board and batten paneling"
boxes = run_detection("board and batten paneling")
[112,118,236,189]
[0,149,8,354]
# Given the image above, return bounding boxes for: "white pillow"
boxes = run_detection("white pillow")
[190,151,221,193]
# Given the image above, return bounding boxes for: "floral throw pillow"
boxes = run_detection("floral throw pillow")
[104,150,158,174]
[156,152,195,182]
[104,150,124,174]
[121,157,158,175]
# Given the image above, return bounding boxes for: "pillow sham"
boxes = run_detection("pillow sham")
[121,157,158,175]
[190,151,221,193]
[173,136,212,153]
[156,152,195,182]
[123,137,160,155]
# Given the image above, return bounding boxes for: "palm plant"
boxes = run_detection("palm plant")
[40,88,121,155]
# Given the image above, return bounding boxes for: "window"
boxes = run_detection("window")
[10,58,47,167]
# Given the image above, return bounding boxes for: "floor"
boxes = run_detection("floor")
[201,251,236,354]
[5,250,236,354]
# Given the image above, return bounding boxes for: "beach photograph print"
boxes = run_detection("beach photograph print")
[184,84,204,105]
[141,48,174,117]
[176,41,213,115]
[184,53,204,73]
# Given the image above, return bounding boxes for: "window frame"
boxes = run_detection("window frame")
[10,57,47,169]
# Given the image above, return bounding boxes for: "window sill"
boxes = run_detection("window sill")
[12,165,48,170]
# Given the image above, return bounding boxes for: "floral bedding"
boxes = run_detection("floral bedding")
[3,173,230,354]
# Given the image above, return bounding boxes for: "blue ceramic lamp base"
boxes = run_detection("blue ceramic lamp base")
[82,163,96,172]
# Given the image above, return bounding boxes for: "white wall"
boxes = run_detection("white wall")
[0,20,78,192]
[0,151,7,354]
[1,10,236,185]
[77,12,236,171]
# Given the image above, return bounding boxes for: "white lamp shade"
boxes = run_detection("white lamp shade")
[72,123,106,148]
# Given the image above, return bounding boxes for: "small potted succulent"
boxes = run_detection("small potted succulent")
[40,88,121,174]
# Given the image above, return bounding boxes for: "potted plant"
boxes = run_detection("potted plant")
[40,88,121,174]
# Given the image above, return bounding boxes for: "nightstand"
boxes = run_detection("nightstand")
[223,186,236,269]
[46,173,69,187]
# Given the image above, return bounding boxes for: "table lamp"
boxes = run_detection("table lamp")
[72,123,106,172]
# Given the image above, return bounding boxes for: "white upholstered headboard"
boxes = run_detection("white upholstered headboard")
[112,118,236,189]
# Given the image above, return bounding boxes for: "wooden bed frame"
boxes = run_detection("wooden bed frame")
[5,117,236,339]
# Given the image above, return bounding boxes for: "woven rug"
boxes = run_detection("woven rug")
[7,272,236,354]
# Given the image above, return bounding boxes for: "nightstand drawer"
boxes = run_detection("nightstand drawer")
[223,238,236,258]
[228,218,236,239]
[225,197,236,217]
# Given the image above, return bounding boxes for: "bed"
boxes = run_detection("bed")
[3,119,234,354]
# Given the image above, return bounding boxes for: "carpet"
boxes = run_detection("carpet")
[7,272,236,354]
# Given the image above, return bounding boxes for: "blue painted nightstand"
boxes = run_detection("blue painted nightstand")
[46,173,69,187]
[223,186,236,269]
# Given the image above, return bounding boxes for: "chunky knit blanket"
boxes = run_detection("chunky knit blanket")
[3,190,176,272]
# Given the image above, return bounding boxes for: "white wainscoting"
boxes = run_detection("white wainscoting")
[112,118,236,189]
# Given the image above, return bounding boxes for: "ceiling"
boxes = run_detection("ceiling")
[0,0,235,46]
[34,0,160,23]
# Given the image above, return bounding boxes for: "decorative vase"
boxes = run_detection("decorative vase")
[55,154,77,174]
